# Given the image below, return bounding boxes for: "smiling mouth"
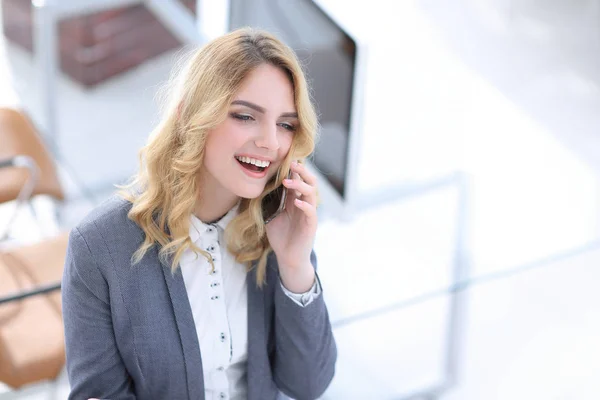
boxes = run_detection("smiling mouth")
[235,156,270,173]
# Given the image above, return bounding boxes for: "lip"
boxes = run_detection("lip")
[236,157,270,179]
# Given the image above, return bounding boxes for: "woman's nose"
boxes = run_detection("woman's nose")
[254,124,280,150]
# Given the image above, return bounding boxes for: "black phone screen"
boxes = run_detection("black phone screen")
[262,169,292,224]
[262,184,287,224]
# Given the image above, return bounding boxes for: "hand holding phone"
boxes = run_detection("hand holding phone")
[265,161,319,291]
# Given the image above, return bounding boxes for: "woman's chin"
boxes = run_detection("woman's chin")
[233,186,265,200]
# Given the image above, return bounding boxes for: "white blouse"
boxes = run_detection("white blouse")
[180,205,321,400]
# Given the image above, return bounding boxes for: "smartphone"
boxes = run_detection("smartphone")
[262,170,292,224]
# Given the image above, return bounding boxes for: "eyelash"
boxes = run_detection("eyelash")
[279,122,297,132]
[231,113,254,122]
[230,113,297,132]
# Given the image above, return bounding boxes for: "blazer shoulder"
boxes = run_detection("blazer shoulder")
[68,194,148,278]
[72,194,145,257]
[75,194,135,235]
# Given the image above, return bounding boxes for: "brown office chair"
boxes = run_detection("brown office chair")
[0,108,69,389]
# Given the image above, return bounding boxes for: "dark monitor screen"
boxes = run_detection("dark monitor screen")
[229,0,356,199]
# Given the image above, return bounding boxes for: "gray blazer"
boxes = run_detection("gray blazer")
[62,196,337,400]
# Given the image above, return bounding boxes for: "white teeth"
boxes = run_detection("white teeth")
[236,156,270,168]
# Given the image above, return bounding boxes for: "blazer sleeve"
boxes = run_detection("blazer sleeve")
[272,250,337,400]
[62,227,136,400]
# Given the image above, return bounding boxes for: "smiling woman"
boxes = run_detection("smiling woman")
[61,28,336,400]
[201,64,298,199]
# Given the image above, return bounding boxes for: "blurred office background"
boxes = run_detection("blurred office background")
[1,0,599,399]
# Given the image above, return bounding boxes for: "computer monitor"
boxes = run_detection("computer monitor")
[229,0,362,205]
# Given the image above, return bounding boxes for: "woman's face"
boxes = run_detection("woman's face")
[202,63,298,200]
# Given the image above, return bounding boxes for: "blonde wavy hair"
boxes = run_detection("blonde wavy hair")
[119,28,318,286]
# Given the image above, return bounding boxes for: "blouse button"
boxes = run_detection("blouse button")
[210,295,219,300]
[220,332,226,342]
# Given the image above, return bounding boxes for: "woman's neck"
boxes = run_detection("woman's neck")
[193,172,239,223]
[193,200,237,224]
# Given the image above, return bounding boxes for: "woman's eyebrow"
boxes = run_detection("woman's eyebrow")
[280,111,298,118]
[231,100,297,118]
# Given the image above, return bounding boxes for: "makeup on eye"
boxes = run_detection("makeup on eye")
[278,122,297,132]
[230,112,254,122]
[229,111,298,131]
[230,100,298,118]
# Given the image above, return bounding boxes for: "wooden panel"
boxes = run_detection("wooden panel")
[1,0,196,87]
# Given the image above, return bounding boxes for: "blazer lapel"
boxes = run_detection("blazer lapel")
[161,257,204,399]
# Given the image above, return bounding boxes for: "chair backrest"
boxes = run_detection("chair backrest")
[0,232,68,388]
[0,108,64,204]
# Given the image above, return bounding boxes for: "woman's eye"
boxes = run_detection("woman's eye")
[231,113,254,122]
[278,122,296,132]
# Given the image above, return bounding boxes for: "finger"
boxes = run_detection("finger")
[293,198,317,221]
[290,161,317,187]
[283,177,316,204]
[292,171,304,198]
